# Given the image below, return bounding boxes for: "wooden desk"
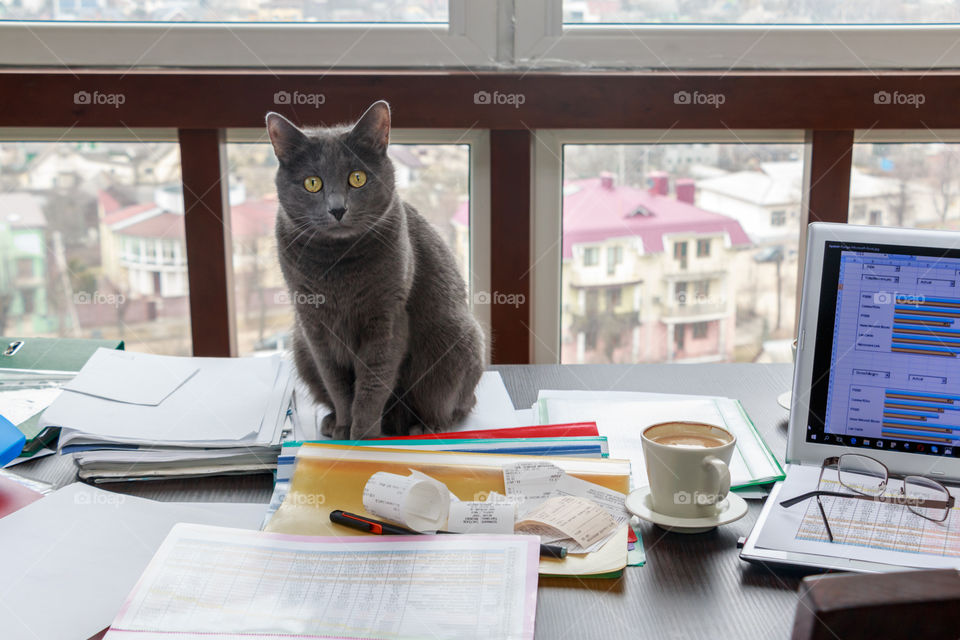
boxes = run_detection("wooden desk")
[12,363,803,640]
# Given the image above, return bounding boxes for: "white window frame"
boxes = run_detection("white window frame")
[515,0,960,70]
[0,0,499,68]
[531,128,804,364]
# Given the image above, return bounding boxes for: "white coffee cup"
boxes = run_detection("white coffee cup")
[641,421,737,519]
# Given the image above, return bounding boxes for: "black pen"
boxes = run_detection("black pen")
[329,509,568,558]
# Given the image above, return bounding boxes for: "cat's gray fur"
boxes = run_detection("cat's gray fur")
[266,101,486,440]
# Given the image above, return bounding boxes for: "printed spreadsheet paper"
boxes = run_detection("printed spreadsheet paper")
[755,464,960,569]
[105,524,539,640]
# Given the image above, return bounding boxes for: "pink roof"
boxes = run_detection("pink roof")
[116,212,185,239]
[97,190,123,215]
[561,177,750,259]
[110,196,279,239]
[103,202,156,227]
[230,197,278,238]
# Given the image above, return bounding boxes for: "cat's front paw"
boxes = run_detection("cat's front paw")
[320,413,337,437]
[350,418,382,440]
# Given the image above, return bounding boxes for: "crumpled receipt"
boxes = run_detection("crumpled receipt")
[362,470,451,532]
[503,461,628,553]
[515,495,618,553]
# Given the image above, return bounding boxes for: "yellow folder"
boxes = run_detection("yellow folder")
[265,443,632,577]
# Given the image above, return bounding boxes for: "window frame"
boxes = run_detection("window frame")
[515,0,960,70]
[0,0,499,68]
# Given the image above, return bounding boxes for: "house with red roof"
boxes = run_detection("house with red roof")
[560,173,751,363]
[97,184,285,318]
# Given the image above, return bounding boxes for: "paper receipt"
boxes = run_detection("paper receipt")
[516,495,617,552]
[361,471,450,532]
[447,502,515,534]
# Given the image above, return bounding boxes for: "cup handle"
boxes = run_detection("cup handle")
[703,456,730,504]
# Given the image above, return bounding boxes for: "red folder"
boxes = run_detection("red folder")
[374,422,599,441]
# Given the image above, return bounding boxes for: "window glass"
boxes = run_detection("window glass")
[2,0,448,22]
[564,1,960,24]
[561,142,803,364]
[227,141,469,356]
[849,142,960,230]
[0,141,191,354]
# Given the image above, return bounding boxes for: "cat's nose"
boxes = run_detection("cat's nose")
[328,206,347,221]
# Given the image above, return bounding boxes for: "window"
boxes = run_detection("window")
[0,139,191,355]
[226,139,473,356]
[674,241,688,269]
[548,136,804,365]
[692,322,708,339]
[675,282,688,307]
[606,245,623,275]
[771,210,787,227]
[0,2,497,69]
[606,287,621,310]
[563,1,960,24]
[583,247,599,266]
[869,210,882,226]
[675,324,685,351]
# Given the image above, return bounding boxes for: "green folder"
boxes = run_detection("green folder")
[0,336,124,456]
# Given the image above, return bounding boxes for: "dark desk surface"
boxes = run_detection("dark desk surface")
[12,363,804,640]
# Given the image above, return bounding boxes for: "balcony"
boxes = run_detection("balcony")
[661,301,729,321]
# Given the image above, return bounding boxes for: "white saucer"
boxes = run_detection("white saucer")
[625,487,749,534]
[777,390,791,410]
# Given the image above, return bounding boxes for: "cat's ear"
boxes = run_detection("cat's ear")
[349,101,391,155]
[266,112,308,163]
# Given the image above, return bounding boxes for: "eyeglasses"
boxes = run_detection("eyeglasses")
[779,454,955,542]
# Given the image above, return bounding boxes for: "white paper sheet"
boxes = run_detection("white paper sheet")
[45,354,284,447]
[0,484,268,640]
[453,371,524,430]
[754,465,960,569]
[362,470,451,532]
[62,348,198,406]
[0,387,62,424]
[105,524,539,640]
[516,495,617,553]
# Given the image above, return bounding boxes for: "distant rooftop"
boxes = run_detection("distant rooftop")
[0,193,47,229]
[560,176,750,258]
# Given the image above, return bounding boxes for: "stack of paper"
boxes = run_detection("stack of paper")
[40,348,296,482]
[105,524,539,640]
[535,389,785,492]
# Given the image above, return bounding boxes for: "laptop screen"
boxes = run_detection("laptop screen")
[806,240,960,460]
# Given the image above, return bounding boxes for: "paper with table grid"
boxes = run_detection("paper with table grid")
[105,523,539,640]
[755,464,960,569]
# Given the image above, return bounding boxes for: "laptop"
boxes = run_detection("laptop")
[741,222,960,572]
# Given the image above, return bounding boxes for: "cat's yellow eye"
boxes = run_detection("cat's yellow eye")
[303,176,323,192]
[348,170,367,188]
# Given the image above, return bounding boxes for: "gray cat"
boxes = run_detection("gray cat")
[266,101,486,440]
